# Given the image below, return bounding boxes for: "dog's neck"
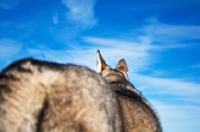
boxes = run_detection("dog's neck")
[109,81,142,96]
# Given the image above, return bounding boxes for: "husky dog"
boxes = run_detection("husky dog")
[0,58,123,132]
[95,50,162,132]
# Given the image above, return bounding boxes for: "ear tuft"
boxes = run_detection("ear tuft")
[115,59,129,80]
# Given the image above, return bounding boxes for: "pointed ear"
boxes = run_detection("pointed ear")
[115,59,129,80]
[94,50,108,73]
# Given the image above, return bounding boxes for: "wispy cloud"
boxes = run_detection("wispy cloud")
[144,17,200,43]
[0,39,23,58]
[189,64,200,69]
[52,13,59,24]
[132,0,200,11]
[0,39,24,70]
[132,74,200,103]
[24,36,165,71]
[82,19,200,106]
[151,100,200,132]
[0,0,24,10]
[84,36,153,70]
[26,44,96,68]
[83,36,190,71]
[62,0,97,29]
[83,36,200,104]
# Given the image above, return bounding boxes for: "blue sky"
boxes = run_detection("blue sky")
[0,0,200,131]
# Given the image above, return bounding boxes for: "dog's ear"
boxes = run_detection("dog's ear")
[95,50,108,73]
[115,59,129,80]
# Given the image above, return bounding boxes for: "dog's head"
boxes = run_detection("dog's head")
[94,50,129,83]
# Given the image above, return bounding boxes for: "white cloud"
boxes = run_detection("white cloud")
[144,18,200,43]
[189,64,200,69]
[52,13,59,24]
[26,44,97,68]
[151,100,200,132]
[132,0,200,11]
[25,36,154,71]
[84,36,153,70]
[22,37,153,72]
[83,35,200,105]
[82,36,200,103]
[62,0,97,29]
[0,39,23,58]
[0,0,24,9]
[132,74,200,102]
[83,36,190,71]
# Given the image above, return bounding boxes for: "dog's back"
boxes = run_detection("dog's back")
[112,82,161,132]
[0,58,123,132]
[95,50,162,132]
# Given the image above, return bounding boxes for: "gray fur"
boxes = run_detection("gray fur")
[0,58,123,132]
